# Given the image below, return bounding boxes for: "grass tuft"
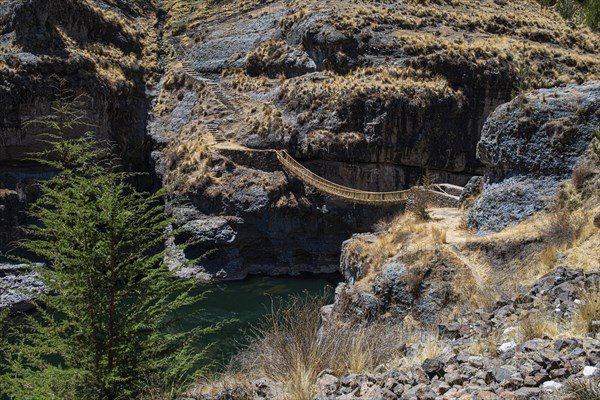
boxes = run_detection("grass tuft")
[563,378,600,400]
[516,312,560,342]
[227,293,409,399]
[571,285,600,338]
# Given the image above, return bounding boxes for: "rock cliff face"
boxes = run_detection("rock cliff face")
[0,0,158,255]
[151,0,600,279]
[468,81,600,233]
[326,80,600,327]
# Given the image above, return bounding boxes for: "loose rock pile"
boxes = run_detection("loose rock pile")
[190,267,600,399]
[314,337,599,399]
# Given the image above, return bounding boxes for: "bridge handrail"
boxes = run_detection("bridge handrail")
[276,150,411,204]
[276,150,461,205]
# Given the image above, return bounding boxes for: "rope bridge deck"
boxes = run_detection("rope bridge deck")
[278,150,454,205]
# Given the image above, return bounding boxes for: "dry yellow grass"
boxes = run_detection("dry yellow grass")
[391,326,448,368]
[12,0,159,89]
[280,65,458,112]
[431,226,447,244]
[215,294,409,400]
[321,0,600,53]
[186,372,252,399]
[245,40,292,76]
[464,176,600,294]
[224,68,270,92]
[164,137,216,191]
[538,245,558,276]
[245,102,293,139]
[183,0,600,101]
[516,312,561,342]
[347,209,496,315]
[570,285,600,338]
[347,161,600,322]
[411,330,447,364]
[163,0,281,38]
[191,294,453,399]
[468,329,502,357]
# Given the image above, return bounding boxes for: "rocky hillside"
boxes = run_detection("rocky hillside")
[187,80,600,400]
[0,0,599,398]
[151,0,600,280]
[329,81,600,327]
[0,0,597,288]
[0,0,598,280]
[191,266,600,400]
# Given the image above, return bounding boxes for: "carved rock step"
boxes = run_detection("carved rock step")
[182,69,239,112]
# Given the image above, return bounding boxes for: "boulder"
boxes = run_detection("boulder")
[469,81,600,233]
[0,263,45,313]
[583,366,599,377]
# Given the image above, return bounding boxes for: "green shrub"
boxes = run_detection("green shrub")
[585,0,600,30]
[593,125,600,160]
[557,0,580,20]
[535,0,599,29]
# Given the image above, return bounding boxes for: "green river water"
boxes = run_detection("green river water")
[176,274,340,369]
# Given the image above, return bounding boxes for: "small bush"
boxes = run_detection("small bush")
[245,39,291,78]
[538,245,558,275]
[407,176,435,221]
[512,57,533,97]
[468,329,502,357]
[572,162,596,191]
[431,226,447,244]
[557,0,581,20]
[585,0,600,30]
[410,330,447,363]
[543,202,586,247]
[372,215,395,233]
[593,126,600,160]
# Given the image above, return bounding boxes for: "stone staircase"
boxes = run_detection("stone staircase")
[181,61,238,142]
[205,122,226,142]
[180,62,239,112]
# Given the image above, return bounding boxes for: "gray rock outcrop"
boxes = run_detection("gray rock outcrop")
[0,263,44,313]
[468,81,600,233]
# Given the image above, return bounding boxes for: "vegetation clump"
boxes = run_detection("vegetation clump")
[537,0,600,30]
[0,102,214,400]
[571,285,600,337]
[191,293,443,400]
[280,66,459,112]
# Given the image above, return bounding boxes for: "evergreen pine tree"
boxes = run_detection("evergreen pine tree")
[1,100,213,400]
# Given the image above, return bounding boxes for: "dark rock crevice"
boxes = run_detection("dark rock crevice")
[0,0,158,255]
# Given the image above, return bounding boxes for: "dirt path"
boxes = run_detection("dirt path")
[428,208,486,288]
[429,208,469,245]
